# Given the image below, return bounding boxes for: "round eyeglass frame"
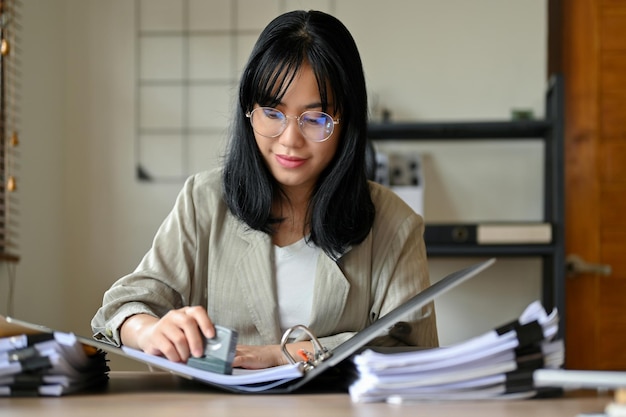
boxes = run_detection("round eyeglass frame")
[246,107,340,143]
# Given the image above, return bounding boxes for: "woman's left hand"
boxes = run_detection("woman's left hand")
[233,341,314,369]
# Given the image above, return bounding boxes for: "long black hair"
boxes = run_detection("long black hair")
[222,10,375,258]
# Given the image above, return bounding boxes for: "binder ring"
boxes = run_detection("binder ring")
[280,325,332,369]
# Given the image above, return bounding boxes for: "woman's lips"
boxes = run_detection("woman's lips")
[276,154,306,168]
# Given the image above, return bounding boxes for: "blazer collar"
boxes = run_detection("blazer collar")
[308,254,350,335]
[233,224,350,344]
[233,225,281,345]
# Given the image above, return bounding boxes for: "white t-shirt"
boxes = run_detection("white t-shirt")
[273,237,320,333]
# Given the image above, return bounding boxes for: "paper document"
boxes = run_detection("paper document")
[0,318,109,396]
[349,301,565,403]
[122,346,304,392]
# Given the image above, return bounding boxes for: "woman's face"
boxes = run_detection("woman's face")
[252,62,341,199]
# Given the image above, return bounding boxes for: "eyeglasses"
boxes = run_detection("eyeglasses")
[246,107,340,143]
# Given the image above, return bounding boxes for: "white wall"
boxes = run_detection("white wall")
[0,1,67,328]
[3,0,547,370]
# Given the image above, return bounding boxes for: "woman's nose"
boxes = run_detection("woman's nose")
[277,117,305,147]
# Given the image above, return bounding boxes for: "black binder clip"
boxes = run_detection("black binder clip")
[280,325,332,372]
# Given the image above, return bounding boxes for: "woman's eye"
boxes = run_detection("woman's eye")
[263,109,283,120]
[303,114,327,127]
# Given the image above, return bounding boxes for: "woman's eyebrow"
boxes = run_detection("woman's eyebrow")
[304,102,324,109]
[272,101,335,112]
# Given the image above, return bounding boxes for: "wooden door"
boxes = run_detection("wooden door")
[551,0,626,370]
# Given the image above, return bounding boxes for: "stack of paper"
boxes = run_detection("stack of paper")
[0,329,109,396]
[349,301,564,403]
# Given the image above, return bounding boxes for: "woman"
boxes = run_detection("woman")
[91,10,437,370]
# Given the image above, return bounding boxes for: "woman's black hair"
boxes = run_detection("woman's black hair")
[222,10,375,257]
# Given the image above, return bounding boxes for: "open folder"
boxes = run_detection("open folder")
[5,258,496,394]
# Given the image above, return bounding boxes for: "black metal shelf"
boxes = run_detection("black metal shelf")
[368,120,552,140]
[368,75,565,338]
[426,244,557,257]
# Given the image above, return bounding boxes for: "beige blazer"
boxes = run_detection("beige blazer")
[91,170,438,350]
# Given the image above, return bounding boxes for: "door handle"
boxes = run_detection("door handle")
[566,254,612,277]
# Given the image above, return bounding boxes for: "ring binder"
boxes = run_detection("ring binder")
[280,325,332,371]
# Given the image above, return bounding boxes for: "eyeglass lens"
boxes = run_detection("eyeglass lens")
[248,107,336,142]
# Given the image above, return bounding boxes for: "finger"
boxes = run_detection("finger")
[159,309,199,361]
[232,346,249,368]
[164,323,193,362]
[178,307,213,358]
[185,306,216,337]
[233,354,268,370]
[149,329,186,363]
[232,348,254,369]
[232,354,244,368]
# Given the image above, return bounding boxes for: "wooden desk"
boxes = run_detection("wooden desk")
[0,372,614,417]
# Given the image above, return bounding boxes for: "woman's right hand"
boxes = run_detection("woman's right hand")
[120,306,216,363]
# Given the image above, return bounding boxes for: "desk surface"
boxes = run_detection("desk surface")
[0,372,613,417]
